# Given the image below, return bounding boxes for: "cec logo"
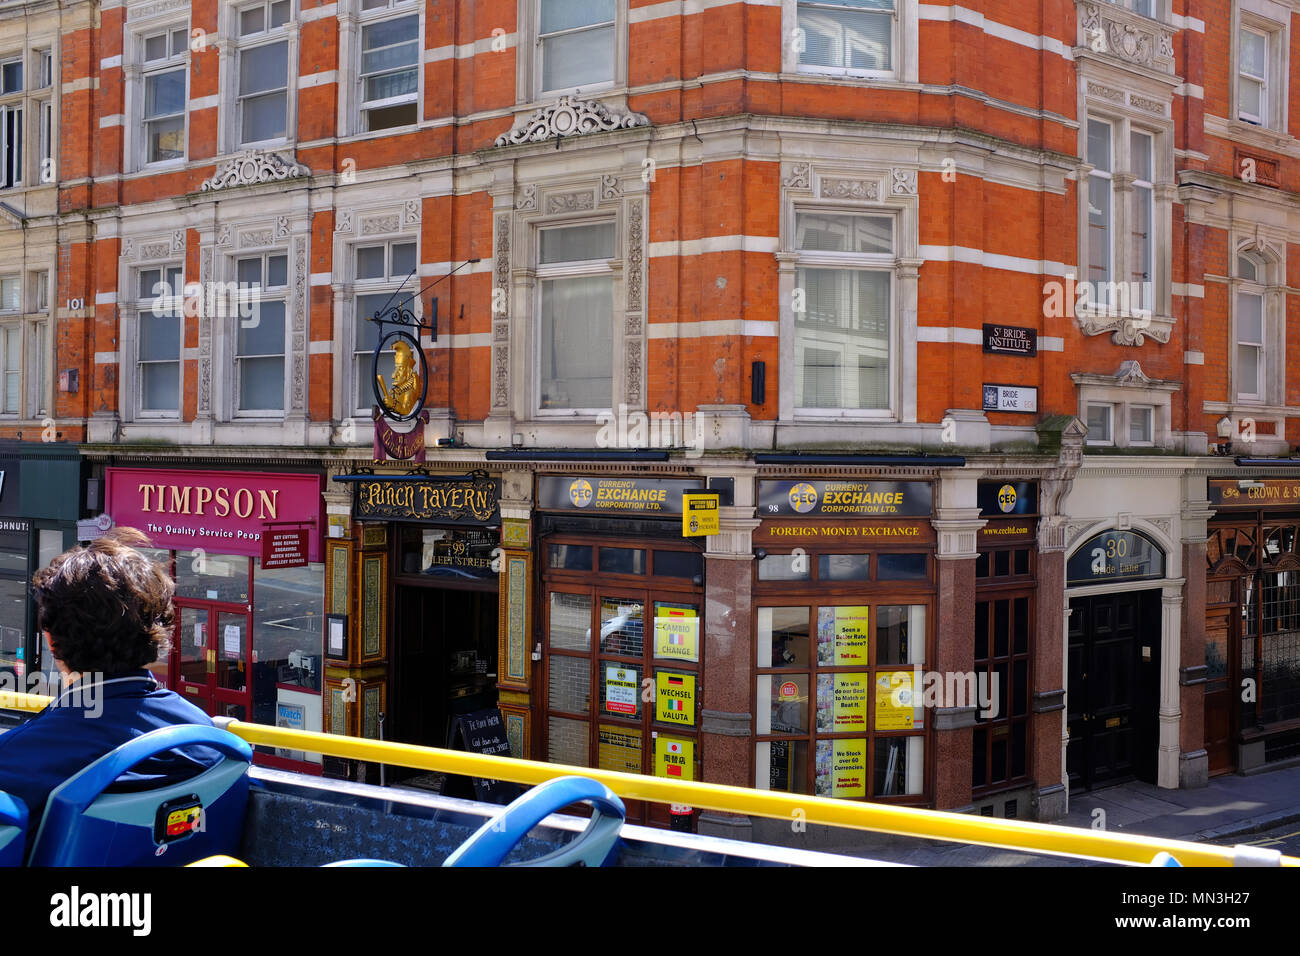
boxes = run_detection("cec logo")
[569,478,594,508]
[788,482,819,514]
[997,484,1017,513]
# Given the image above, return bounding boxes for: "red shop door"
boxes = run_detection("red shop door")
[174,600,254,722]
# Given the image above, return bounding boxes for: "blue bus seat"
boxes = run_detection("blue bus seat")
[28,726,253,867]
[0,791,27,867]
[443,776,625,867]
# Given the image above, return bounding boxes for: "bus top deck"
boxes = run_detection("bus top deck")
[2,690,1295,868]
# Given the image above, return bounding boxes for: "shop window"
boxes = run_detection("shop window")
[352,239,416,413]
[358,6,419,132]
[175,552,251,604]
[757,551,930,585]
[547,542,592,572]
[234,252,288,414]
[756,602,927,798]
[972,595,1031,792]
[876,552,927,580]
[975,545,1032,581]
[598,547,645,575]
[397,526,497,580]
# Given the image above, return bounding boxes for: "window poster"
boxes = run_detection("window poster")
[654,735,694,780]
[598,725,642,774]
[655,670,696,726]
[817,606,869,665]
[875,670,917,730]
[815,738,866,798]
[654,609,699,662]
[604,665,639,716]
[222,624,241,659]
[816,672,870,733]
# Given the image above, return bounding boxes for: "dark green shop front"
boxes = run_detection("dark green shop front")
[0,441,85,684]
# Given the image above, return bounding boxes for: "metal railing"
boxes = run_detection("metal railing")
[3,690,1294,867]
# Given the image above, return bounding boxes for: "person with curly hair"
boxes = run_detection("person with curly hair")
[0,527,220,857]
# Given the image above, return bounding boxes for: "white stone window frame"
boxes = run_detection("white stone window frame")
[1074,380,1175,450]
[1085,401,1114,445]
[131,22,190,172]
[223,246,291,419]
[515,0,627,106]
[1128,403,1155,445]
[340,0,423,139]
[123,257,186,422]
[1234,2,1290,134]
[1229,240,1284,407]
[333,221,421,421]
[1074,96,1175,345]
[778,163,919,424]
[780,0,918,84]
[0,45,48,191]
[29,46,54,186]
[225,0,299,152]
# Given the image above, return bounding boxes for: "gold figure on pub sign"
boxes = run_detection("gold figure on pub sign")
[377,338,422,417]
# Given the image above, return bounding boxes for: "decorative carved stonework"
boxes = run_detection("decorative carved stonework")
[360,214,401,235]
[200,150,310,192]
[1076,310,1174,347]
[1129,94,1165,115]
[493,213,510,314]
[171,229,185,252]
[1078,3,1175,73]
[625,339,642,406]
[403,199,421,224]
[491,213,510,412]
[890,168,917,195]
[546,191,594,213]
[515,184,537,211]
[335,210,353,234]
[782,163,810,189]
[275,215,290,239]
[128,0,188,21]
[197,248,213,416]
[600,174,622,201]
[291,237,306,333]
[494,95,650,147]
[215,225,231,247]
[240,228,274,248]
[291,333,305,410]
[626,199,643,313]
[820,178,879,201]
[1114,359,1151,386]
[140,242,170,260]
[121,238,134,260]
[492,344,509,409]
[1087,81,1124,102]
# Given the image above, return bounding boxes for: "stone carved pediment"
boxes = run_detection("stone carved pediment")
[494,96,650,147]
[200,150,310,192]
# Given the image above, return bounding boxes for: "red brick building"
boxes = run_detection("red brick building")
[0,0,1297,835]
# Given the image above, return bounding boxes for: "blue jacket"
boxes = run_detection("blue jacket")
[0,671,220,855]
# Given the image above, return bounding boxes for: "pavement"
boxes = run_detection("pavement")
[801,765,1300,866]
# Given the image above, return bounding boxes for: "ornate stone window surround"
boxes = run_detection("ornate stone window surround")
[336,0,423,140]
[777,161,920,424]
[780,0,919,84]
[123,5,190,175]
[1074,81,1175,346]
[1232,0,1290,135]
[118,231,188,423]
[1227,238,1285,409]
[210,219,307,422]
[508,177,634,422]
[331,204,420,421]
[1075,1,1176,75]
[513,0,627,107]
[1071,361,1178,450]
[219,0,300,153]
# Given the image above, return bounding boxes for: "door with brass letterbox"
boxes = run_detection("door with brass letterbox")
[174,600,255,722]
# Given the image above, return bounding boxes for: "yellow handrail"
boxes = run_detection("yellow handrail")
[4,691,1294,867]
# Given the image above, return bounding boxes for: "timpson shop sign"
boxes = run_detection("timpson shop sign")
[105,468,323,560]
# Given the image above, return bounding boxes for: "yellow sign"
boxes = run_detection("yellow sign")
[682,493,720,537]
[654,613,699,662]
[875,671,916,730]
[816,739,865,798]
[654,735,694,780]
[817,606,869,665]
[597,725,642,774]
[832,672,870,732]
[656,671,696,726]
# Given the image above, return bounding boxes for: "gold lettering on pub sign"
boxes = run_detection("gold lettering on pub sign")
[356,479,497,522]
[138,483,280,520]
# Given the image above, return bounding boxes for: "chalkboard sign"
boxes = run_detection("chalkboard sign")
[450,708,521,805]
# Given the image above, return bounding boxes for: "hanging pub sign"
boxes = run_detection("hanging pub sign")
[758,479,932,517]
[351,473,499,524]
[1066,529,1165,586]
[537,476,705,516]
[370,295,433,463]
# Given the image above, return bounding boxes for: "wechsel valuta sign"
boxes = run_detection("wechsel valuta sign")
[105,468,323,560]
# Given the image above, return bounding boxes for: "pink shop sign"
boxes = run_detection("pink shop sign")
[105,468,323,561]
